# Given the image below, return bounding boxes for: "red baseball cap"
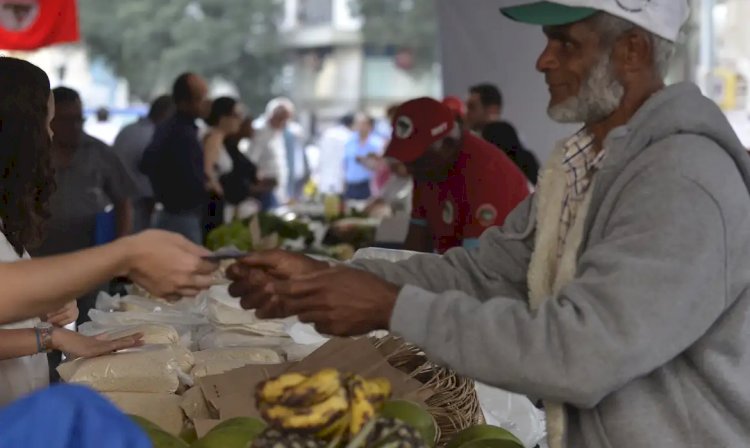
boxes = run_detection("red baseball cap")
[384,97,456,164]
[442,96,466,119]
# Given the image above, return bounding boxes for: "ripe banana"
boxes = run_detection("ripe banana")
[256,372,308,405]
[348,375,377,437]
[362,377,392,404]
[261,388,349,433]
[316,412,350,441]
[278,368,343,407]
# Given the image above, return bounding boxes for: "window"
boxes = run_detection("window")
[297,0,333,26]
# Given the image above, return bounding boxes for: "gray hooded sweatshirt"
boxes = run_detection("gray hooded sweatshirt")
[353,83,750,447]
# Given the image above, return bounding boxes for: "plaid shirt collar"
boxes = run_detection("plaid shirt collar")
[561,128,606,198]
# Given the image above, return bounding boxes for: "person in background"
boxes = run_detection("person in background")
[84,106,120,146]
[314,114,354,195]
[466,83,541,184]
[0,58,164,406]
[249,100,290,209]
[343,113,384,200]
[391,97,529,253]
[112,95,174,232]
[465,83,503,133]
[32,87,136,326]
[251,98,309,206]
[222,117,261,221]
[201,97,244,238]
[482,121,540,185]
[140,73,210,244]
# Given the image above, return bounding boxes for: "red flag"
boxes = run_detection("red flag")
[0,0,79,50]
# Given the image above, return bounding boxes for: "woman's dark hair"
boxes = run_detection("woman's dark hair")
[0,57,56,255]
[205,97,238,127]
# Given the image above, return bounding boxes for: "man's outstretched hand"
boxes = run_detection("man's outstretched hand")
[227,250,328,317]
[227,250,402,337]
[268,266,401,336]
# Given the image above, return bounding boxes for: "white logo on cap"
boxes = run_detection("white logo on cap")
[615,0,650,13]
[431,122,448,137]
[395,116,414,140]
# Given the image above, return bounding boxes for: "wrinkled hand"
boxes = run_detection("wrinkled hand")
[227,250,328,314]
[265,266,401,336]
[52,330,144,358]
[45,301,79,327]
[123,230,218,300]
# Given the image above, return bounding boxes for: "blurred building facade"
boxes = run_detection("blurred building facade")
[279,0,441,129]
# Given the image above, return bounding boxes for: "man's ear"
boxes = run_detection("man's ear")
[615,29,653,77]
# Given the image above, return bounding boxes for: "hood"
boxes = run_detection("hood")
[607,82,750,194]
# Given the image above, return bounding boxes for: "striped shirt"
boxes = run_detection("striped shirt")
[559,129,606,256]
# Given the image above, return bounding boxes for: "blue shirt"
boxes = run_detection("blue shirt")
[344,134,383,184]
[0,385,150,448]
[140,112,207,213]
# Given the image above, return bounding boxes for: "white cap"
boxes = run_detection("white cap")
[501,0,689,43]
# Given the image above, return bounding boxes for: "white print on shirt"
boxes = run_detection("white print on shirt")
[442,200,455,225]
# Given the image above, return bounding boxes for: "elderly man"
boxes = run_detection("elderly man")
[228,1,750,447]
[250,98,309,207]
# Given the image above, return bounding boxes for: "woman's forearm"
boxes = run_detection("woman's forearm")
[0,329,41,360]
[0,239,131,324]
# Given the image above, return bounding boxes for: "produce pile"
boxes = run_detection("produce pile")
[129,368,525,448]
[206,213,356,261]
[206,214,314,252]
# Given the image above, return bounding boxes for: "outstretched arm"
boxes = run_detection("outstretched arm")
[0,231,217,325]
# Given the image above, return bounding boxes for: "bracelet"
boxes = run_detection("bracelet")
[34,328,43,353]
[40,326,54,353]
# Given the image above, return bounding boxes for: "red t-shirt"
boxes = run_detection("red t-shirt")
[411,132,530,254]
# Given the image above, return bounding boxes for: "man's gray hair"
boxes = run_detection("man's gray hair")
[591,13,676,78]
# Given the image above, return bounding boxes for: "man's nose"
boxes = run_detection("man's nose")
[536,44,559,73]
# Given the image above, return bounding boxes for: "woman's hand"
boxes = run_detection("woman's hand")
[45,301,79,327]
[119,230,218,300]
[52,330,144,358]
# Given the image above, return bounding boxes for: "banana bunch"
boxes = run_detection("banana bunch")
[256,369,392,441]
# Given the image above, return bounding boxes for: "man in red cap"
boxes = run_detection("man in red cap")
[387,97,530,253]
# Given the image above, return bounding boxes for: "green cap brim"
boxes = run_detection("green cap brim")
[501,1,597,26]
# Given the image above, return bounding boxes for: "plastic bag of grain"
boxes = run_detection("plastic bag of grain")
[103,392,185,436]
[206,286,287,337]
[57,345,194,393]
[79,323,184,346]
[198,330,291,351]
[190,347,283,378]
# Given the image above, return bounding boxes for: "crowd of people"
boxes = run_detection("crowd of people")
[2,0,750,447]
[0,59,541,408]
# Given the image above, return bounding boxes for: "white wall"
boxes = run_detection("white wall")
[436,0,576,162]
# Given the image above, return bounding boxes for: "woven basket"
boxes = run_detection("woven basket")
[373,336,485,446]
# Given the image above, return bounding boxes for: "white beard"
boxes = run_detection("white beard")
[548,52,625,124]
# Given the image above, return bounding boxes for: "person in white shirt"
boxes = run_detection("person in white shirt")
[314,114,354,195]
[250,100,288,209]
[250,98,309,207]
[0,57,219,405]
